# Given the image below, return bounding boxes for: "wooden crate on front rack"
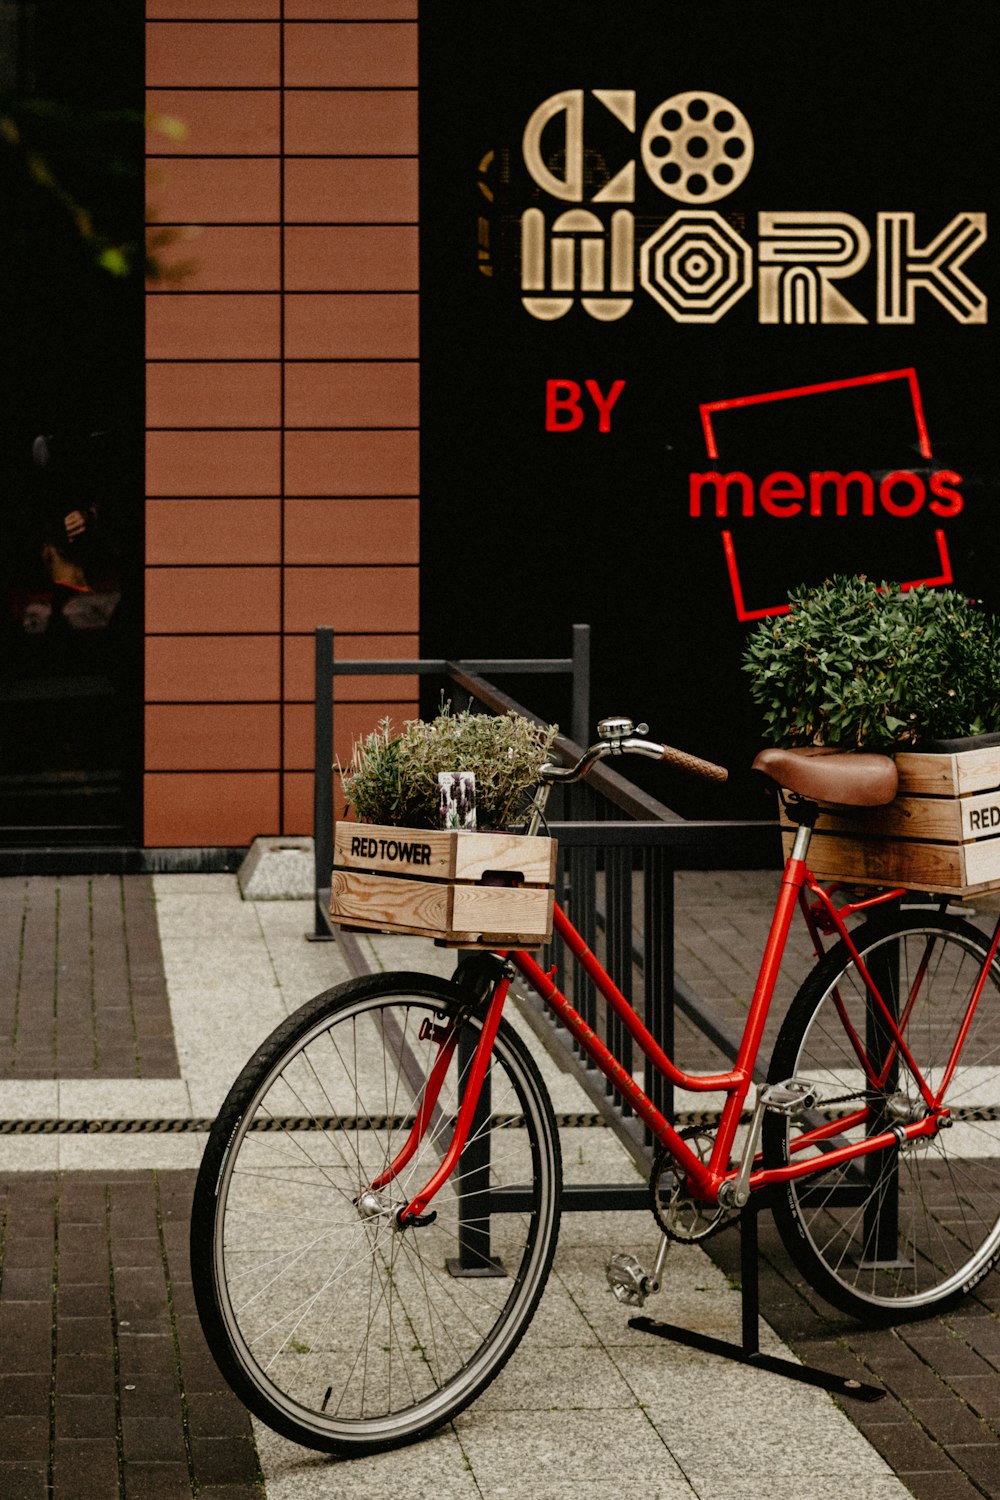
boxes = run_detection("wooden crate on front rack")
[779,743,1000,897]
[329,823,557,947]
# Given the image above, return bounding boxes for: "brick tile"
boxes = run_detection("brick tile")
[284,292,417,359]
[0,1376,49,1418]
[950,1374,1000,1418]
[145,635,281,703]
[901,1470,991,1500]
[908,1398,995,1446]
[285,158,417,223]
[59,1223,107,1264]
[146,498,280,568]
[0,1464,47,1500]
[190,1435,262,1486]
[57,1284,111,1320]
[147,22,280,87]
[147,431,281,498]
[146,294,281,360]
[287,0,416,15]
[121,1461,191,1499]
[283,564,418,632]
[284,497,418,563]
[901,1333,994,1378]
[55,1355,115,1397]
[174,1318,231,1394]
[117,1333,178,1379]
[147,87,280,155]
[144,773,280,847]
[184,1391,254,1440]
[1,1267,52,1301]
[946,1443,1000,1490]
[863,1419,953,1473]
[121,1405,187,1463]
[284,88,417,155]
[281,771,313,834]
[0,1414,49,1461]
[54,1394,115,1441]
[284,430,418,496]
[149,158,279,225]
[284,360,418,428]
[58,1318,113,1360]
[285,225,418,291]
[147,363,281,429]
[0,1308,51,1370]
[149,0,277,14]
[148,225,281,292]
[283,21,416,86]
[145,567,281,634]
[51,1442,120,1500]
[145,705,281,771]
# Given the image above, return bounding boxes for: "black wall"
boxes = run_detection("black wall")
[419,2,998,817]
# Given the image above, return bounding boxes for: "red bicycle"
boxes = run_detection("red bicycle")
[191,718,1000,1453]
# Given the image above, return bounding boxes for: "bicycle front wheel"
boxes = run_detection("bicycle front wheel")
[191,971,561,1453]
[764,911,1000,1322]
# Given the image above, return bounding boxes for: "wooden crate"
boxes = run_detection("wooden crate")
[329,823,557,946]
[780,743,1000,896]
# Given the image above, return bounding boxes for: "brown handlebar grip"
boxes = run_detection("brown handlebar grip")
[660,743,729,782]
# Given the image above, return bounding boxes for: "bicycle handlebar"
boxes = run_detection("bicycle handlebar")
[539,734,729,786]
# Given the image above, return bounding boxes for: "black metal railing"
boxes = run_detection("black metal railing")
[311,625,781,1209]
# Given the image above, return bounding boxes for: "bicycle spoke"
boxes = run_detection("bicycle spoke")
[768,915,1000,1319]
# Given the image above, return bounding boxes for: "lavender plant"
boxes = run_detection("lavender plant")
[341,704,558,829]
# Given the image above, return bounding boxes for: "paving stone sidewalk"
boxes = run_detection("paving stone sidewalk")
[0,872,997,1498]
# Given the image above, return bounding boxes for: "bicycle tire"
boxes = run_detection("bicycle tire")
[190,970,562,1453]
[763,910,1000,1322]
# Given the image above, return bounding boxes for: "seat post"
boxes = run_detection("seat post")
[785,797,818,865]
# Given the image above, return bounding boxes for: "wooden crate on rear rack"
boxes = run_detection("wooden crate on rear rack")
[329,823,557,947]
[779,744,1000,897]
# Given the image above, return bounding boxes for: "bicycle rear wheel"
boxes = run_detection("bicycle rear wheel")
[191,971,561,1453]
[763,911,1000,1322]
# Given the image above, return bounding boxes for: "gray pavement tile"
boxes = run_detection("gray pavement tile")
[253,1422,480,1499]
[689,1482,908,1500]
[649,1399,908,1484]
[455,1405,687,1498]
[471,1340,639,1412]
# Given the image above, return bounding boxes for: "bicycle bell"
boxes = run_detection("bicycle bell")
[597,716,649,743]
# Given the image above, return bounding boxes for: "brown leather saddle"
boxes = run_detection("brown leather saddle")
[752,745,898,807]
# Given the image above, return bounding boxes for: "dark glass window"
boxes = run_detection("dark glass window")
[0,0,144,843]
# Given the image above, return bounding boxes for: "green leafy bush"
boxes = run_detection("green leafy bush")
[341,705,558,829]
[742,577,1000,750]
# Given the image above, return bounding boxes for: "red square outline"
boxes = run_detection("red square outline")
[697,367,952,620]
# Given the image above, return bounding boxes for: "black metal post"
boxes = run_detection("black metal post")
[312,626,334,939]
[571,623,590,748]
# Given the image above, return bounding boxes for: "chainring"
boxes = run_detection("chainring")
[650,1127,741,1243]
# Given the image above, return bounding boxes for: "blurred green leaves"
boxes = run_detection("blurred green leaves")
[0,90,185,281]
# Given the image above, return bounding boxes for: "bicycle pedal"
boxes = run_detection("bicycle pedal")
[606,1252,653,1308]
[760,1078,817,1113]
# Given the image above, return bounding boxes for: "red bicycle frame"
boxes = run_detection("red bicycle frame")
[392,834,1000,1226]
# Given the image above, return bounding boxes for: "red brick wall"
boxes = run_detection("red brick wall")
[144,0,419,845]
